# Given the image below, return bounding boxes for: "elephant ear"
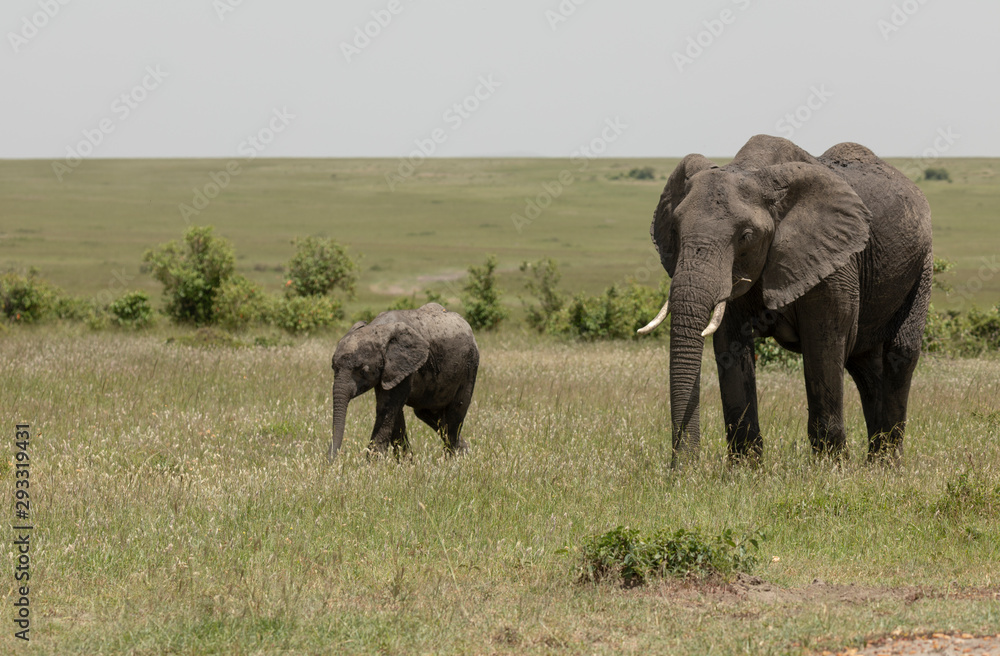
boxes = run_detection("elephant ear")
[381,323,430,390]
[651,153,717,277]
[756,162,872,309]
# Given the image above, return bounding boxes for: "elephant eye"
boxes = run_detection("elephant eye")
[739,229,754,243]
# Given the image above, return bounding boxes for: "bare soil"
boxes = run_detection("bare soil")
[645,574,1000,655]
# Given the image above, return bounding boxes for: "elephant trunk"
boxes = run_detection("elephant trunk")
[329,379,356,461]
[667,266,724,468]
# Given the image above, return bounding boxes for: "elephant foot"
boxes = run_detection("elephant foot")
[444,438,469,456]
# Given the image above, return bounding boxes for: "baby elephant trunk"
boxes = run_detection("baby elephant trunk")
[329,379,356,461]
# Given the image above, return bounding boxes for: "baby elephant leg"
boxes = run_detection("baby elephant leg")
[414,407,466,455]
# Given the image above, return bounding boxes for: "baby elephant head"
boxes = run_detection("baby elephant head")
[328,320,430,460]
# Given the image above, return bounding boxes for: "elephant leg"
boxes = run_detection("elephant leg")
[370,381,411,456]
[845,348,884,444]
[798,276,858,458]
[713,309,762,463]
[443,372,476,455]
[876,338,922,463]
[414,407,445,436]
[389,408,410,457]
[802,349,848,457]
[414,406,467,455]
[872,262,930,464]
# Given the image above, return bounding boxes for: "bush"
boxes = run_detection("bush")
[755,337,802,369]
[520,258,565,333]
[555,278,669,340]
[628,166,656,180]
[285,236,358,298]
[923,167,951,182]
[53,295,95,322]
[922,304,1000,356]
[273,295,343,335]
[143,225,235,325]
[108,291,154,329]
[0,271,59,323]
[580,526,762,586]
[213,276,272,332]
[932,257,954,292]
[462,255,508,331]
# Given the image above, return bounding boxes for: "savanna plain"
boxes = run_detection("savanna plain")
[1,157,999,654]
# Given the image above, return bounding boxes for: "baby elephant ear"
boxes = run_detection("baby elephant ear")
[756,162,872,309]
[382,323,430,390]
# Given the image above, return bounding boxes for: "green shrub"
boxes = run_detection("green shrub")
[628,166,655,180]
[53,295,95,322]
[108,291,154,329]
[351,307,378,324]
[520,258,565,333]
[273,295,343,335]
[554,278,669,340]
[580,526,762,586]
[923,167,951,182]
[922,304,1000,356]
[755,337,802,369]
[0,271,59,323]
[462,255,508,331]
[143,225,235,325]
[932,257,955,292]
[213,276,272,332]
[285,236,358,298]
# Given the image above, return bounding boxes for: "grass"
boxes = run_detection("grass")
[1,157,998,314]
[1,155,998,652]
[2,326,999,654]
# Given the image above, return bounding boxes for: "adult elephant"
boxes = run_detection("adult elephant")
[639,135,932,467]
[329,303,479,460]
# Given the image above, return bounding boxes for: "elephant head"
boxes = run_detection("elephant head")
[641,151,872,466]
[329,320,430,460]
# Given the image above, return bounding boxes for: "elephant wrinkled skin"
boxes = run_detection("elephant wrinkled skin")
[328,303,479,460]
[643,135,932,467]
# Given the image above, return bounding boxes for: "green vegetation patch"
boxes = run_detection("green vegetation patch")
[580,526,763,586]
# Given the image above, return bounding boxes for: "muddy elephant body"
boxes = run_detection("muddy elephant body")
[642,135,932,466]
[329,303,479,459]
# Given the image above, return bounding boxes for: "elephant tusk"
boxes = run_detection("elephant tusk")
[701,301,727,337]
[637,299,670,335]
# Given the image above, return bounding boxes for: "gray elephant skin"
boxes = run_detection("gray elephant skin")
[329,303,479,459]
[640,135,932,466]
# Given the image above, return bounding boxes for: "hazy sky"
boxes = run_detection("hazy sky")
[4,0,998,160]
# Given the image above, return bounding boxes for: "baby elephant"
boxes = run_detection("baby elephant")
[328,303,479,460]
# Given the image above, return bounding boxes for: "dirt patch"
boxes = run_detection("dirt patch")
[832,632,1000,655]
[646,573,926,607]
[645,575,1000,655]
